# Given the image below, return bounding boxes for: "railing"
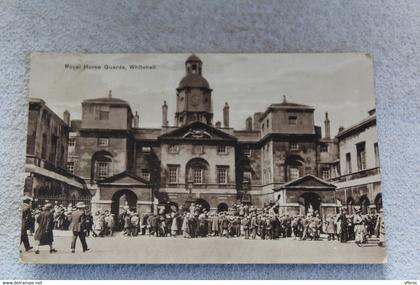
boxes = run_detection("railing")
[330,167,380,183]
[163,183,237,189]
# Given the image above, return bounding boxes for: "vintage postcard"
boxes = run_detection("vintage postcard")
[20,53,386,263]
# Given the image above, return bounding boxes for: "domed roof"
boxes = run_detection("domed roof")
[186,54,202,63]
[178,74,210,89]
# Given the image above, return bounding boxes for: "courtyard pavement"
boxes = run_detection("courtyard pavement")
[20,230,387,264]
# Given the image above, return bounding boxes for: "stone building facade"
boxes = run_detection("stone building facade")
[331,109,382,214]
[62,54,382,219]
[24,98,90,207]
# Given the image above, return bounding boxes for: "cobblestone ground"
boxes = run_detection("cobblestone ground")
[20,230,387,264]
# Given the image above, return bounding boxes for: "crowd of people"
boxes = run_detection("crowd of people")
[89,201,386,247]
[20,197,386,254]
[21,197,91,254]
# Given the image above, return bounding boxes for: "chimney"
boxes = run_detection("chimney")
[324,112,330,139]
[253,112,262,130]
[245,116,253,131]
[215,121,222,128]
[162,101,168,127]
[108,90,112,99]
[368,109,376,116]
[133,111,139,128]
[223,102,230,128]
[63,110,70,125]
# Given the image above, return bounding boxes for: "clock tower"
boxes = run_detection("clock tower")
[175,54,213,127]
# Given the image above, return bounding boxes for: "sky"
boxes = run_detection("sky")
[29,53,376,135]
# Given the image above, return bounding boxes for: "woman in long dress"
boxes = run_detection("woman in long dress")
[325,214,336,241]
[34,203,57,254]
[181,213,189,238]
[353,208,365,246]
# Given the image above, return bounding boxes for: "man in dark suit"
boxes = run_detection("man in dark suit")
[69,202,89,253]
[20,196,33,252]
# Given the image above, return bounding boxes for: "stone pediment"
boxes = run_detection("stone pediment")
[159,121,236,141]
[278,175,336,190]
[98,171,150,186]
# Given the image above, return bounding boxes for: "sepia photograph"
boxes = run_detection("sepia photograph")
[20,53,386,264]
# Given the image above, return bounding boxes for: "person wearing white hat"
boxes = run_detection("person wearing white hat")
[69,202,89,253]
[353,207,365,246]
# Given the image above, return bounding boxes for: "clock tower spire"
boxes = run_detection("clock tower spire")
[175,54,213,127]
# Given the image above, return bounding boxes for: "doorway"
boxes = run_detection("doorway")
[298,192,321,216]
[195,198,210,212]
[111,189,138,217]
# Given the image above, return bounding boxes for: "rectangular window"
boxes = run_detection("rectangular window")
[217,145,227,154]
[193,168,203,184]
[194,145,204,154]
[141,146,151,153]
[345,152,352,174]
[168,166,179,184]
[99,111,109,120]
[374,142,380,167]
[98,138,109,146]
[217,167,228,184]
[320,144,328,152]
[290,142,299,150]
[68,138,76,147]
[97,162,109,178]
[141,169,150,181]
[266,119,269,128]
[290,167,299,180]
[356,142,366,171]
[67,161,75,174]
[168,144,179,154]
[288,116,297,125]
[322,168,330,180]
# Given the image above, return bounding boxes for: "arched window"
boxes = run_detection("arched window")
[185,158,209,185]
[91,151,113,181]
[285,155,304,181]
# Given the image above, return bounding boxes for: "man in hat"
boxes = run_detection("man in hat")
[20,196,33,252]
[69,202,89,253]
[353,206,365,246]
[130,212,140,237]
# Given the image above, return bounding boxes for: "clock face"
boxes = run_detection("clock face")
[191,94,199,106]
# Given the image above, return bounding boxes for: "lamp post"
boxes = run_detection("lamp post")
[184,174,195,210]
[241,177,251,205]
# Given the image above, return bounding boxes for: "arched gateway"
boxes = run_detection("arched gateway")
[94,171,153,225]
[274,175,336,219]
[111,189,138,217]
[195,198,210,212]
[298,192,321,215]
